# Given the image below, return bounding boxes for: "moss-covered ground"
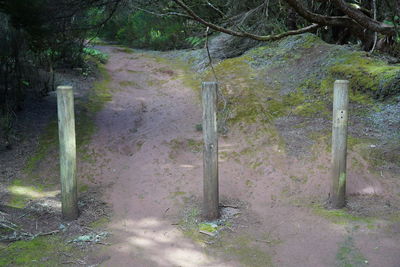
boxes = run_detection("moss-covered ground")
[178,205,274,267]
[0,236,83,266]
[174,33,400,171]
[336,236,368,267]
[311,204,374,225]
[8,60,112,208]
[2,58,113,264]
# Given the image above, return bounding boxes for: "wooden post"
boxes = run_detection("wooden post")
[202,82,219,220]
[330,80,349,209]
[57,86,79,220]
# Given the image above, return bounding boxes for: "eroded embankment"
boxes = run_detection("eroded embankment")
[174,33,400,189]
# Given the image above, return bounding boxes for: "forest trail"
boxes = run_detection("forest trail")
[90,46,238,266]
[88,46,400,267]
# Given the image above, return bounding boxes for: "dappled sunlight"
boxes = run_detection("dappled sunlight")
[128,236,156,247]
[219,143,234,152]
[361,186,377,194]
[134,217,161,228]
[180,164,196,168]
[164,248,211,266]
[106,216,225,266]
[9,185,59,199]
[135,97,146,101]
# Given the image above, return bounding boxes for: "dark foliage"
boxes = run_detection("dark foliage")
[0,0,122,145]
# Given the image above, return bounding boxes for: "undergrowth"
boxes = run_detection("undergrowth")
[8,60,112,209]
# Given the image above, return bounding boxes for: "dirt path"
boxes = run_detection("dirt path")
[89,47,400,267]
[90,47,238,266]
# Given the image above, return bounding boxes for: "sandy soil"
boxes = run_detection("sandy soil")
[88,46,400,267]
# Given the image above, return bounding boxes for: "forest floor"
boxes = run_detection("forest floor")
[86,46,400,266]
[1,44,400,266]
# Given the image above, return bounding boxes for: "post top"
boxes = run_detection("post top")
[334,80,349,84]
[57,86,73,90]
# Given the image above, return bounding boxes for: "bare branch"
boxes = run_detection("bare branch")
[134,6,192,19]
[283,0,355,27]
[172,0,321,42]
[331,0,395,36]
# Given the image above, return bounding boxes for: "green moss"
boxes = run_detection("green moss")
[221,235,273,267]
[203,56,272,124]
[179,203,273,267]
[87,63,112,113]
[346,135,399,170]
[25,62,110,169]
[347,135,373,150]
[198,47,332,134]
[245,179,254,187]
[126,69,144,74]
[336,236,368,267]
[15,61,112,208]
[167,138,202,154]
[83,48,109,64]
[312,204,373,225]
[167,34,398,168]
[199,223,218,233]
[170,191,186,198]
[8,195,27,209]
[8,179,47,208]
[119,80,139,87]
[259,232,283,246]
[187,139,202,153]
[361,145,400,169]
[280,185,291,197]
[323,52,400,100]
[298,33,325,49]
[89,216,110,228]
[76,62,112,163]
[389,213,400,224]
[289,175,308,184]
[75,112,97,152]
[147,79,168,87]
[350,157,364,170]
[180,207,206,242]
[24,121,58,174]
[0,236,82,266]
[78,183,89,193]
[143,54,201,92]
[282,90,329,118]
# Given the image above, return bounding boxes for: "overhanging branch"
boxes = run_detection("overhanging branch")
[172,0,320,42]
[331,0,395,36]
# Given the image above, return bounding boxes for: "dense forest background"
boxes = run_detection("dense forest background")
[1,0,399,146]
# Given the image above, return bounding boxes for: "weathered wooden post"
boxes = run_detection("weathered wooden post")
[57,86,79,220]
[330,80,349,209]
[202,82,219,220]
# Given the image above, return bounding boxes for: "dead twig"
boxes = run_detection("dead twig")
[256,239,272,243]
[62,259,86,265]
[17,211,32,220]
[205,27,218,83]
[204,26,229,135]
[219,204,240,209]
[199,230,217,237]
[96,241,111,246]
[34,230,60,238]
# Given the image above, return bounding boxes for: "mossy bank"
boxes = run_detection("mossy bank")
[176,33,400,171]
